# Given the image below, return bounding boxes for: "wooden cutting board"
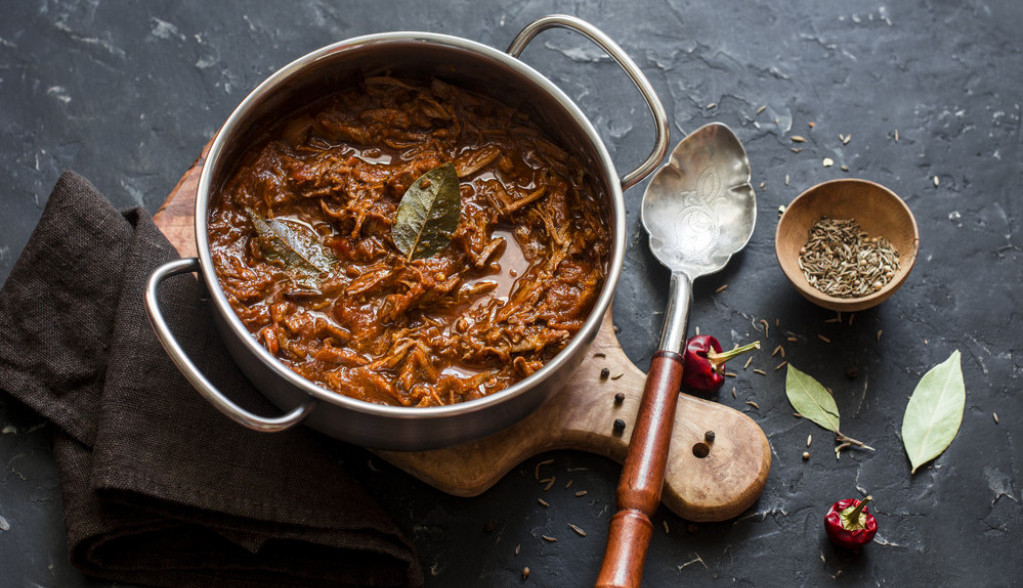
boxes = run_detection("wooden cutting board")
[154,145,771,522]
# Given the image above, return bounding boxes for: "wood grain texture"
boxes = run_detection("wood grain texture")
[153,150,771,522]
[596,350,684,588]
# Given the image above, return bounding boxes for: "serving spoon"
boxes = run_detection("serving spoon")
[596,122,756,588]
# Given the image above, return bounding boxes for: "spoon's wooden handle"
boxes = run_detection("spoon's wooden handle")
[596,350,685,588]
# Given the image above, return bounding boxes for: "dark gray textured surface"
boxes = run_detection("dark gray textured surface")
[1,1,1020,586]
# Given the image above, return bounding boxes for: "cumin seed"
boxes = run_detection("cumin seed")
[743,356,754,369]
[568,523,587,537]
[541,535,557,542]
[575,490,588,497]
[537,498,549,507]
[753,368,767,376]
[818,334,831,343]
[775,361,788,371]
[534,459,553,480]
[746,400,760,409]
[715,284,728,293]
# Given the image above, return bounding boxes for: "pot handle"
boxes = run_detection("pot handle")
[507,14,669,192]
[144,257,316,433]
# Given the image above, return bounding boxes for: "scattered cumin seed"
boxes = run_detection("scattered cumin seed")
[706,102,717,110]
[715,284,728,293]
[818,334,831,343]
[841,133,851,145]
[663,520,670,534]
[565,479,573,489]
[543,476,556,491]
[787,335,798,342]
[775,361,788,371]
[760,181,766,189]
[695,325,700,335]
[933,175,940,187]
[825,317,841,323]
[534,459,554,480]
[746,401,760,409]
[841,165,849,172]
[541,535,557,542]
[593,352,606,358]
[611,373,623,380]
[876,329,883,342]
[807,434,813,447]
[785,173,790,186]
[771,344,782,357]
[756,105,767,114]
[743,356,753,370]
[753,368,767,376]
[515,543,521,556]
[537,498,549,507]
[994,412,999,424]
[568,523,587,537]
[791,147,802,153]
[760,319,770,337]
[791,135,806,143]
[566,467,588,472]
[849,313,856,326]
[575,490,588,497]
[894,129,900,142]
[731,386,737,399]
[725,371,738,378]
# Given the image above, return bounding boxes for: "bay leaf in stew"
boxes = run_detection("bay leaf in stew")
[392,162,461,261]
[246,207,335,278]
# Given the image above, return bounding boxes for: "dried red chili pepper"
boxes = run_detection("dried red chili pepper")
[824,496,877,550]
[682,335,760,393]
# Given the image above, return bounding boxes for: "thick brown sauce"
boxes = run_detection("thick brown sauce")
[208,76,609,407]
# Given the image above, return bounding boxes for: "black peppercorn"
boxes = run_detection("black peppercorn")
[600,367,610,380]
[614,392,625,405]
[704,430,716,443]
[613,418,626,434]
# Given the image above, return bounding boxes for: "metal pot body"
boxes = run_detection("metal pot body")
[146,15,667,450]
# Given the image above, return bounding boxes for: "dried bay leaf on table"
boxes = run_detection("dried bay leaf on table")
[785,364,841,433]
[246,207,335,278]
[902,350,965,474]
[392,162,461,261]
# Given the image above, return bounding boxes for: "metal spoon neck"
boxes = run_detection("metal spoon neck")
[657,272,693,354]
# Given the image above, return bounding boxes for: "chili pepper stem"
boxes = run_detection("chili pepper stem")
[706,340,761,370]
[843,496,873,529]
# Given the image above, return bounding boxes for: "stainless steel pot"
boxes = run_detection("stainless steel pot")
[145,14,668,450]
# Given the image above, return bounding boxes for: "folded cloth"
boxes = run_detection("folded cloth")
[0,171,423,588]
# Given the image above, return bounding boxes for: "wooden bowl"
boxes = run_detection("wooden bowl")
[775,179,919,312]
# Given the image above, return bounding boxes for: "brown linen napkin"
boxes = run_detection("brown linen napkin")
[0,171,423,588]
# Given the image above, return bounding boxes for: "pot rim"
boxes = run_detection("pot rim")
[194,29,627,421]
